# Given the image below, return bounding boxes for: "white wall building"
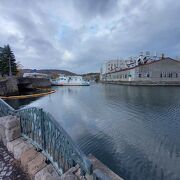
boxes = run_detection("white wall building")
[23,73,48,78]
[100,59,136,80]
[101,57,180,85]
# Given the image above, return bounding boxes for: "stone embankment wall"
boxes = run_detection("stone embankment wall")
[102,81,180,86]
[18,77,51,89]
[0,115,123,180]
[0,77,19,96]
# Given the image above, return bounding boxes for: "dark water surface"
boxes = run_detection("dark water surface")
[6,84,180,180]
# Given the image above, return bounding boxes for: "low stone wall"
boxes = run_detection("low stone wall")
[18,77,51,89]
[0,77,19,96]
[0,115,21,146]
[102,80,180,86]
[0,115,62,179]
[0,115,123,180]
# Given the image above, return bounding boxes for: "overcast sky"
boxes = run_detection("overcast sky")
[0,0,180,73]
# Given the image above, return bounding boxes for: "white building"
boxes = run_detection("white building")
[100,59,136,80]
[100,55,180,85]
[23,73,48,79]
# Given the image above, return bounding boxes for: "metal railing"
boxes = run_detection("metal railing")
[0,99,15,117]
[0,98,92,175]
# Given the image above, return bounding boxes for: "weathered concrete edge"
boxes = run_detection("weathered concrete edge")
[101,80,180,86]
[0,115,124,180]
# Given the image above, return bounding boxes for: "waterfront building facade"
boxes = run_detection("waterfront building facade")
[100,56,180,85]
[101,59,136,75]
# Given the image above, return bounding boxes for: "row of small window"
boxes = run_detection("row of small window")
[138,73,150,78]
[60,78,78,81]
[108,74,131,79]
[107,72,179,79]
[160,72,178,78]
[138,72,179,78]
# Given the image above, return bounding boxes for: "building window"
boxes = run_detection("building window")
[176,73,178,78]
[125,74,127,78]
[147,73,150,78]
[139,74,141,78]
[160,73,162,78]
[168,73,172,78]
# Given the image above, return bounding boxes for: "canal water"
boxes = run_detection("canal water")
[6,84,180,180]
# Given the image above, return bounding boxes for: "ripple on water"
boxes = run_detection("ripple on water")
[5,84,180,180]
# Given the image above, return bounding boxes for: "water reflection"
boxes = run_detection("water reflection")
[5,84,180,180]
[6,97,40,110]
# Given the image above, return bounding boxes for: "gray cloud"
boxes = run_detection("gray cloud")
[73,0,119,19]
[0,0,180,73]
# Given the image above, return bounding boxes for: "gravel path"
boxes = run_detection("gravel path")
[0,142,28,180]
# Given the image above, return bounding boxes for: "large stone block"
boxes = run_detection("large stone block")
[0,115,21,144]
[43,174,60,180]
[0,116,8,126]
[0,116,10,142]
[0,124,5,141]
[60,167,79,180]
[5,126,21,142]
[7,138,25,153]
[14,141,33,160]
[34,164,60,180]
[21,148,39,171]
[60,173,78,180]
[28,153,47,179]
[4,116,20,130]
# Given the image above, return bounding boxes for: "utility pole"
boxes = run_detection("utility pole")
[8,56,12,76]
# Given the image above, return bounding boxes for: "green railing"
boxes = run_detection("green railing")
[0,98,92,175]
[0,99,15,117]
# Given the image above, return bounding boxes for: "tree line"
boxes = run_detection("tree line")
[0,44,18,77]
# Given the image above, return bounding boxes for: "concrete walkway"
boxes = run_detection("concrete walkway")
[0,142,28,180]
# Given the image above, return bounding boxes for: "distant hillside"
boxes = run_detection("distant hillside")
[22,69,77,76]
[21,69,99,81]
[82,72,100,76]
